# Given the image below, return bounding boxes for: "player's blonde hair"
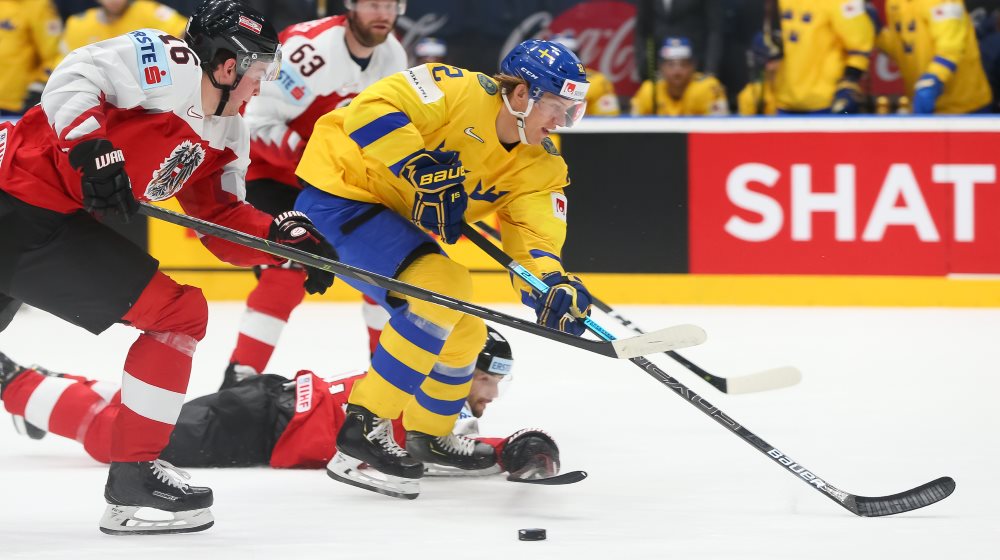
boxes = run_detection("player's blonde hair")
[493,73,527,94]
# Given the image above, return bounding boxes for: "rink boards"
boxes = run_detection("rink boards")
[6,116,1000,306]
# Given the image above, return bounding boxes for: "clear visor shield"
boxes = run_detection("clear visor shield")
[534,96,588,128]
[238,45,282,82]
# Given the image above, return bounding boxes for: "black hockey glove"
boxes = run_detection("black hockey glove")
[402,150,468,244]
[68,138,138,222]
[531,272,593,336]
[499,429,560,478]
[268,211,337,295]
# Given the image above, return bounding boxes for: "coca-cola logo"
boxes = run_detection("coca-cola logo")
[549,2,638,96]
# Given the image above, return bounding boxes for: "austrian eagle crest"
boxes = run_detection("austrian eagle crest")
[145,140,206,200]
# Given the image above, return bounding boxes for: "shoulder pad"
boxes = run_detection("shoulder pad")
[542,137,560,156]
[477,73,498,95]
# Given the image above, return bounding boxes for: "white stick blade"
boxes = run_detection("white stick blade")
[611,324,706,359]
[724,366,802,394]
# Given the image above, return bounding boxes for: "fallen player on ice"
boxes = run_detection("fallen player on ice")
[0,326,560,482]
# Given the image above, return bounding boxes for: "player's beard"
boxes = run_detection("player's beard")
[469,399,487,418]
[348,11,395,48]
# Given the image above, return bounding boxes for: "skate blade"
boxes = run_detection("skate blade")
[99,504,215,535]
[326,452,420,500]
[424,463,501,477]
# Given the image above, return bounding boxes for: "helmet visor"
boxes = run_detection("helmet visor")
[536,96,588,128]
[238,45,282,82]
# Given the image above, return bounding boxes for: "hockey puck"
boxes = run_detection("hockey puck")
[518,528,546,541]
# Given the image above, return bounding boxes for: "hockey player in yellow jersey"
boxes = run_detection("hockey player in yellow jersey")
[738,32,779,116]
[295,39,594,499]
[550,32,621,116]
[773,0,875,113]
[875,0,991,114]
[61,0,187,60]
[0,0,61,115]
[630,37,728,116]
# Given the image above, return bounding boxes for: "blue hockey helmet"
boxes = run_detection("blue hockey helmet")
[498,39,590,140]
[501,39,589,104]
[414,36,447,59]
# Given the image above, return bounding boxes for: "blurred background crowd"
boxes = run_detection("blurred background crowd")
[4,0,1000,118]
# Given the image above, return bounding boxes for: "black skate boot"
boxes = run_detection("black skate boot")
[1,351,46,440]
[406,431,497,471]
[0,350,25,396]
[100,459,215,535]
[219,362,258,390]
[326,404,423,499]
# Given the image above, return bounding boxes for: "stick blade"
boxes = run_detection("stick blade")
[611,324,706,359]
[848,476,956,517]
[507,470,589,485]
[724,366,803,394]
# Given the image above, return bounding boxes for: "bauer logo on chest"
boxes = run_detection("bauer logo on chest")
[145,140,206,201]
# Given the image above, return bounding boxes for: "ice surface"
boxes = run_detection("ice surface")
[1,302,997,559]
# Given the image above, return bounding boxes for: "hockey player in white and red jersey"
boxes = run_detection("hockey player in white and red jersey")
[223,0,407,388]
[0,0,336,535]
[0,327,560,479]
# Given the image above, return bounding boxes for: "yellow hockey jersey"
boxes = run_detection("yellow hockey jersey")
[629,73,729,116]
[877,0,991,114]
[585,67,620,116]
[296,65,572,294]
[774,0,875,112]
[0,0,62,112]
[738,80,778,115]
[61,1,187,58]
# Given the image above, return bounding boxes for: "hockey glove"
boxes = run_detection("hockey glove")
[21,81,44,112]
[68,138,138,222]
[531,272,593,336]
[402,150,468,244]
[913,73,944,114]
[498,429,560,478]
[831,78,863,114]
[268,211,337,295]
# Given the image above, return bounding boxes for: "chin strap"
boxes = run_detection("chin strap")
[204,71,237,116]
[501,91,535,145]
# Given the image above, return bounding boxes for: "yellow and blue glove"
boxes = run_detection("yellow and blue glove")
[402,150,468,244]
[913,73,944,114]
[531,272,593,336]
[832,66,865,114]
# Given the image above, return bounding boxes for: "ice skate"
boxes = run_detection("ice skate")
[100,459,214,535]
[406,430,497,471]
[1,351,47,439]
[326,404,423,499]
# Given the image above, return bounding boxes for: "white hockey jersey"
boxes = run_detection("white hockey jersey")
[0,29,280,268]
[243,15,407,186]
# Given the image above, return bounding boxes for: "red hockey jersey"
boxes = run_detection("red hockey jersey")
[243,16,407,187]
[0,28,280,267]
[269,370,506,470]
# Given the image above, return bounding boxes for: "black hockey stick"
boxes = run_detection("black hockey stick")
[138,203,705,359]
[508,470,588,486]
[472,221,800,394]
[462,223,955,516]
